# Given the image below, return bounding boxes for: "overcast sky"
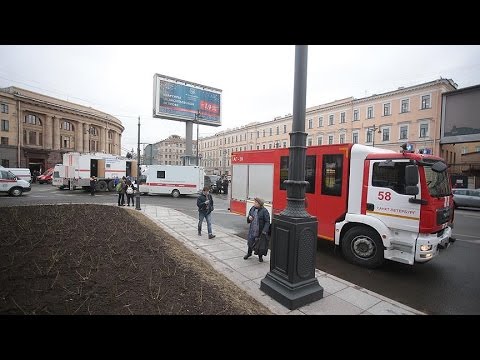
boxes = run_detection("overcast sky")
[1,45,480,155]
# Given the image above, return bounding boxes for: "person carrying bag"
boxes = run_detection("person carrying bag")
[244,197,270,262]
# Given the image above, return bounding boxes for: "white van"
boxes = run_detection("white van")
[4,168,32,184]
[0,169,32,196]
[142,165,205,197]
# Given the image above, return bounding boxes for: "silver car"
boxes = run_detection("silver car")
[452,188,480,209]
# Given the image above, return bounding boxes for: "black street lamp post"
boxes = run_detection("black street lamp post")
[260,45,323,310]
[368,125,381,147]
[135,116,141,210]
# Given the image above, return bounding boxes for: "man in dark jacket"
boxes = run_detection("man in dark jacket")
[90,176,97,196]
[222,177,229,195]
[197,186,216,239]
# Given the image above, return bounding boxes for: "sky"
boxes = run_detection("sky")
[1,45,480,155]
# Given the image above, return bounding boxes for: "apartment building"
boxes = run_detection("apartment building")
[143,135,197,166]
[198,78,457,175]
[0,86,123,172]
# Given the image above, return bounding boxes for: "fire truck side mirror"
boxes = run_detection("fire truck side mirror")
[405,164,419,196]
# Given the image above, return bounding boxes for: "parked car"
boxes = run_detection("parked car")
[204,175,221,193]
[37,167,54,184]
[452,188,480,209]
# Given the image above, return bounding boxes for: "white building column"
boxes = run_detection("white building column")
[44,115,53,149]
[83,123,90,152]
[75,121,83,152]
[53,116,60,150]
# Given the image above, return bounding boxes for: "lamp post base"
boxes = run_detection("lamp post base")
[260,214,323,310]
[260,272,323,310]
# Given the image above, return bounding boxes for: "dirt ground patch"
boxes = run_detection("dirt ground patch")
[0,204,272,315]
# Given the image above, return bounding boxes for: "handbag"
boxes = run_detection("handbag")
[252,237,260,254]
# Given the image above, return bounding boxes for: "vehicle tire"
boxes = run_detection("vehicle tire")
[171,189,180,198]
[453,202,458,209]
[96,180,108,192]
[38,181,44,184]
[341,226,385,268]
[9,187,23,197]
[107,180,116,192]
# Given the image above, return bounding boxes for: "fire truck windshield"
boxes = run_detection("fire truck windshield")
[424,165,450,198]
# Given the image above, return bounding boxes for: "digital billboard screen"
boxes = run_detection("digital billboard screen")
[153,74,222,127]
[441,85,480,144]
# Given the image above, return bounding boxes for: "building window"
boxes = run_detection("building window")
[62,136,71,148]
[0,104,8,113]
[283,141,287,148]
[29,131,36,145]
[367,106,374,119]
[39,132,43,146]
[307,137,312,146]
[1,137,8,145]
[383,103,391,116]
[283,125,287,133]
[108,131,113,139]
[420,123,429,138]
[1,159,9,167]
[339,134,345,144]
[401,99,409,113]
[340,112,345,123]
[328,135,334,144]
[1,119,8,131]
[269,128,272,136]
[366,130,373,143]
[262,144,266,150]
[329,115,334,125]
[276,126,279,135]
[25,114,42,125]
[23,130,27,144]
[317,136,323,145]
[89,127,98,136]
[269,143,272,149]
[421,95,431,109]
[353,109,359,121]
[382,128,390,141]
[63,121,74,131]
[461,147,467,154]
[318,117,323,127]
[263,129,265,137]
[308,119,313,129]
[256,145,260,150]
[476,146,480,152]
[399,125,408,140]
[352,132,359,144]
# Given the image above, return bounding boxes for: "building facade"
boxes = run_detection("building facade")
[0,87,123,173]
[198,78,457,175]
[143,135,197,166]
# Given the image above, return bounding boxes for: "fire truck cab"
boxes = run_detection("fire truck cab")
[230,143,455,268]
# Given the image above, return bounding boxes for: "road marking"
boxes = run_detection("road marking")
[453,233,479,239]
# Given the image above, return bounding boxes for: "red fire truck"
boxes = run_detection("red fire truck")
[229,143,455,268]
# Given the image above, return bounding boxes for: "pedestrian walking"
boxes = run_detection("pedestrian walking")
[244,197,270,262]
[90,176,97,196]
[197,186,215,239]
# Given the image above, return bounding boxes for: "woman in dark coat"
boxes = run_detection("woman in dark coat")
[244,197,270,262]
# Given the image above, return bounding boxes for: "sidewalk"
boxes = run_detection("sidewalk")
[138,204,424,315]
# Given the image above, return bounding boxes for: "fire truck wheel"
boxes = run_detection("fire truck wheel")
[342,226,385,268]
[171,189,180,198]
[96,180,108,192]
[107,180,116,192]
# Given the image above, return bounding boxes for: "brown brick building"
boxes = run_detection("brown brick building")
[0,86,123,173]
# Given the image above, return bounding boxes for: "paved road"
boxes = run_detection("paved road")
[2,184,480,314]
